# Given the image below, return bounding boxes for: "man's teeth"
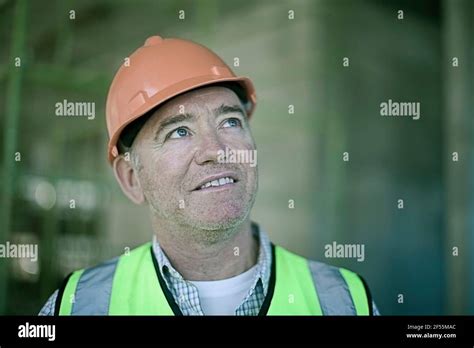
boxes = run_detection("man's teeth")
[200,177,235,189]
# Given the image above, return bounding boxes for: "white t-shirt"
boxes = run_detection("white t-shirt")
[189,265,257,315]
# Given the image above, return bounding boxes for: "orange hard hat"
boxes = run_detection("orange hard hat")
[105,35,257,164]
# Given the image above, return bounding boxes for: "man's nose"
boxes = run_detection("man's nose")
[194,130,226,165]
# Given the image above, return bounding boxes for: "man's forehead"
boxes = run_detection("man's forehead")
[153,86,242,120]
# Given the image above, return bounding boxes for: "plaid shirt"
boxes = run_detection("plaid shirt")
[153,228,272,316]
[38,227,272,316]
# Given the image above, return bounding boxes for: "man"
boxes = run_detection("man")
[39,35,379,316]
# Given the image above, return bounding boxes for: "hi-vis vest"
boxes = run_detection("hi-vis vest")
[55,243,373,316]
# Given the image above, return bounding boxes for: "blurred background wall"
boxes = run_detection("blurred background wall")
[0,0,473,315]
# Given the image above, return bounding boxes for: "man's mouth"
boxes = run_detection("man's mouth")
[193,174,239,191]
[199,176,235,189]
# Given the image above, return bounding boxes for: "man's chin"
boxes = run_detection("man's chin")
[173,212,247,245]
[177,192,256,234]
[184,196,249,223]
[186,213,247,231]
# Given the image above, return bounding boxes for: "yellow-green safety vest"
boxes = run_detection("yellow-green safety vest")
[56,243,373,315]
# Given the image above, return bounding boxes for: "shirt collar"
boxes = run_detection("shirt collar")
[151,223,272,295]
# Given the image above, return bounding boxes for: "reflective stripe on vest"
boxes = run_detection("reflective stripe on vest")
[58,243,370,315]
[308,260,370,315]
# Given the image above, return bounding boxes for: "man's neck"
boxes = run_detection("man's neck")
[152,217,259,281]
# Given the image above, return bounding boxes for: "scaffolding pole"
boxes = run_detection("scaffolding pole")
[0,0,29,314]
[443,0,474,314]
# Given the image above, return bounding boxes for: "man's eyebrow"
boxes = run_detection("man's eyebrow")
[213,104,246,118]
[154,113,195,139]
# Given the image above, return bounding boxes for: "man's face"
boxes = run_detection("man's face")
[131,86,258,231]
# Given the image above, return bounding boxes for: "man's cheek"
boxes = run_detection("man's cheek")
[139,168,170,198]
[161,141,193,158]
[227,133,254,149]
[142,175,181,213]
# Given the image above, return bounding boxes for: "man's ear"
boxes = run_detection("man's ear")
[113,155,145,204]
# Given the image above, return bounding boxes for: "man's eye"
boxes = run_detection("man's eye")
[222,118,242,128]
[169,127,190,139]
